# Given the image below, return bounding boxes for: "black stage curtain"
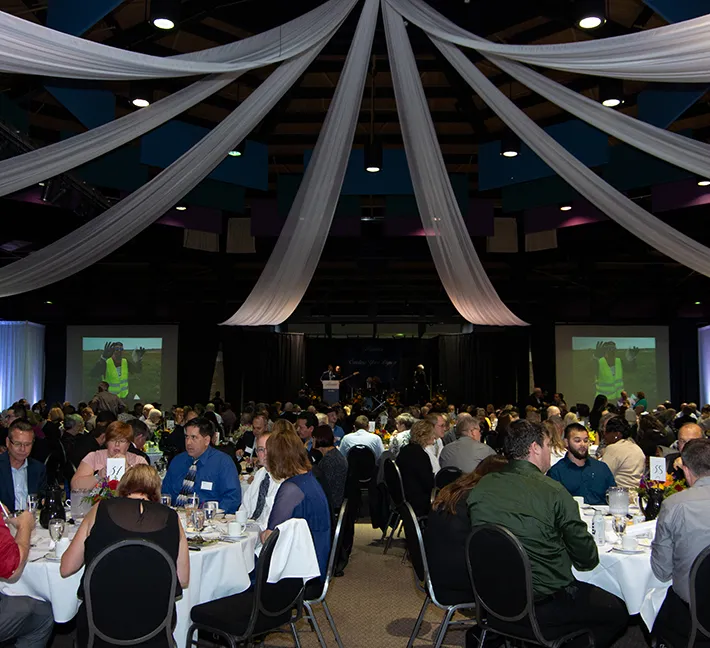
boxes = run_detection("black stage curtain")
[530,321,557,396]
[670,320,700,406]
[222,330,305,407]
[43,324,67,406]
[438,329,529,408]
[177,324,221,406]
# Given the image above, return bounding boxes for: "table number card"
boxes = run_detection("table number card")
[106,458,126,481]
[368,421,376,433]
[649,456,666,482]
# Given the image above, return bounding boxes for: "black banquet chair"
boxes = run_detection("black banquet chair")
[435,466,463,490]
[653,543,710,648]
[84,539,178,648]
[400,502,476,648]
[303,500,348,648]
[466,524,594,648]
[382,458,407,554]
[186,529,305,648]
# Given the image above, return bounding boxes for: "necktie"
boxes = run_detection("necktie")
[176,459,198,507]
[252,474,271,520]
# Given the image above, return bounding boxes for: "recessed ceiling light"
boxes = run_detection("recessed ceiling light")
[152,18,175,30]
[175,205,187,211]
[601,98,622,108]
[228,150,241,157]
[578,16,603,29]
[366,165,381,173]
[44,301,53,305]
[560,205,572,211]
[698,180,710,187]
[132,98,150,108]
[38,182,45,187]
[695,301,702,306]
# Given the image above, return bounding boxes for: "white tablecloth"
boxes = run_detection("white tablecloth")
[573,515,670,630]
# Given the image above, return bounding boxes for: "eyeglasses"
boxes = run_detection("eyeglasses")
[8,440,33,449]
[256,447,267,454]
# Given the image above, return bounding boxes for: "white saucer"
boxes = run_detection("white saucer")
[610,547,646,555]
[43,552,61,562]
[186,530,221,540]
[220,534,247,540]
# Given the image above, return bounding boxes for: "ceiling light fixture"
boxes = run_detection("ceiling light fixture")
[176,205,187,211]
[560,205,572,211]
[575,0,606,29]
[695,301,702,305]
[599,79,624,108]
[132,97,150,108]
[149,0,179,30]
[698,180,710,187]
[364,57,382,173]
[228,141,245,157]
[501,132,520,158]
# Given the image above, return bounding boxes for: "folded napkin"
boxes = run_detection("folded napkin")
[267,518,320,584]
[626,520,656,538]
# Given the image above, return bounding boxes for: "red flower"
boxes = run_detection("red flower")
[108,480,120,491]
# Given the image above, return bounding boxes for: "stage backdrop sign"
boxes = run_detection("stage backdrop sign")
[342,340,402,391]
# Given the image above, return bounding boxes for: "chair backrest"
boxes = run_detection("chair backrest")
[347,445,376,483]
[84,539,177,647]
[689,544,710,644]
[254,529,305,623]
[435,466,463,490]
[466,525,537,630]
[310,499,348,604]
[384,458,406,507]
[398,502,430,587]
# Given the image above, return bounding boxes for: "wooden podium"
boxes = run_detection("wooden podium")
[322,380,340,405]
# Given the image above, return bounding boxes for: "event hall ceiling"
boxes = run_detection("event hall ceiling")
[0,0,709,328]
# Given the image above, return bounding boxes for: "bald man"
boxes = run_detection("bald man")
[667,423,704,480]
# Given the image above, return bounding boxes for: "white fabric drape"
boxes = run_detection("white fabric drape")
[0,46,325,298]
[387,0,710,82]
[0,322,44,411]
[0,0,355,79]
[484,54,710,180]
[383,5,525,326]
[432,37,710,279]
[222,0,379,326]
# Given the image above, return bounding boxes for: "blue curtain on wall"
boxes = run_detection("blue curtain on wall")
[0,321,45,410]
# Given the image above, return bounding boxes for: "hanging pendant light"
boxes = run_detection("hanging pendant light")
[599,79,624,108]
[149,0,180,30]
[501,132,520,158]
[364,56,382,173]
[575,0,606,29]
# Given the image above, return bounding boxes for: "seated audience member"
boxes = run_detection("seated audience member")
[70,412,114,471]
[0,421,47,514]
[262,429,331,579]
[312,425,348,512]
[442,412,471,446]
[61,465,189,647]
[439,416,495,474]
[0,508,53,646]
[80,407,96,432]
[651,438,710,648]
[326,408,345,445]
[167,409,195,455]
[468,419,628,648]
[127,419,151,463]
[239,431,281,529]
[59,413,84,460]
[389,413,415,457]
[294,412,322,464]
[666,423,704,481]
[547,423,616,504]
[88,381,123,416]
[145,409,162,434]
[397,420,437,518]
[339,415,384,461]
[72,422,148,490]
[600,416,646,490]
[425,456,507,603]
[425,413,446,460]
[543,417,566,467]
[163,417,241,513]
[546,405,561,419]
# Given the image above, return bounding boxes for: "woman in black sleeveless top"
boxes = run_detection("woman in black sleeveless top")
[61,465,189,647]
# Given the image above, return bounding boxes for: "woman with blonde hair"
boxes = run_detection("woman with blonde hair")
[261,428,331,579]
[61,464,189,647]
[543,418,566,467]
[396,420,437,517]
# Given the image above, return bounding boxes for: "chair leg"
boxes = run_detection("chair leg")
[304,602,328,648]
[433,607,456,648]
[290,621,302,648]
[407,595,431,648]
[322,600,344,648]
[185,625,197,648]
[383,521,397,555]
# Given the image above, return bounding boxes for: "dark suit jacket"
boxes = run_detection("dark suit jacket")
[396,443,434,518]
[0,452,47,513]
[129,444,150,463]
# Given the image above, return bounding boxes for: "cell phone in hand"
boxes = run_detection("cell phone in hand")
[0,502,11,520]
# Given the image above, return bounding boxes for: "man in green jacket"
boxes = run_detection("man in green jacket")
[468,420,628,648]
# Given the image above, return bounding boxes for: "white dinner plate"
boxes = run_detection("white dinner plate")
[186,530,221,541]
[610,547,647,555]
[221,534,247,541]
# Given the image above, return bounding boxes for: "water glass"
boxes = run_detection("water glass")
[191,509,205,532]
[160,494,172,507]
[27,494,38,514]
[203,501,218,525]
[185,493,199,510]
[612,515,627,544]
[49,518,65,543]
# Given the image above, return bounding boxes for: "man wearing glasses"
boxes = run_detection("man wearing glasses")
[0,421,47,514]
[238,431,282,529]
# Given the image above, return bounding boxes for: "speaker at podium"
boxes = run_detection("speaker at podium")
[322,380,340,405]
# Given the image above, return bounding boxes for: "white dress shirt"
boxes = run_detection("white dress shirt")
[239,467,282,530]
[11,459,28,512]
[424,445,441,474]
[339,429,385,461]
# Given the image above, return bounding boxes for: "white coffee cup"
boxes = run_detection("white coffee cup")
[621,535,638,551]
[228,521,244,537]
[236,509,248,525]
[55,537,71,558]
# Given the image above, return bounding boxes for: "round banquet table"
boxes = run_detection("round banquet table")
[0,523,258,647]
[573,511,670,630]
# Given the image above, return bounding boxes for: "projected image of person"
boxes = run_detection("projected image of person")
[593,341,638,402]
[90,341,144,399]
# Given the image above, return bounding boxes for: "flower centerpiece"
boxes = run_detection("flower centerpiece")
[636,473,686,520]
[82,477,120,505]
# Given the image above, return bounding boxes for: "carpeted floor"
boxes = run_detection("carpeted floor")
[50,521,653,648]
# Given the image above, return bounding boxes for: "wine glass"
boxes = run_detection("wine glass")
[185,493,199,511]
[48,518,65,543]
[191,509,205,533]
[612,515,627,545]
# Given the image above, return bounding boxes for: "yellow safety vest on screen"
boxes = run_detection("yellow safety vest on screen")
[104,358,129,398]
[596,357,623,400]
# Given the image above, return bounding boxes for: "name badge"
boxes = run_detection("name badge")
[245,446,254,455]
[201,481,213,491]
